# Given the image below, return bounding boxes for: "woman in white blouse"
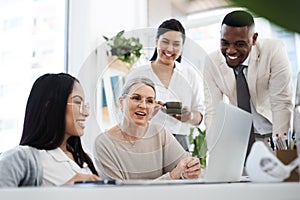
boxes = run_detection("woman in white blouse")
[19,73,101,186]
[126,18,204,151]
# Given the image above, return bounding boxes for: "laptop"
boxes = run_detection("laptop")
[203,101,252,183]
[154,101,252,184]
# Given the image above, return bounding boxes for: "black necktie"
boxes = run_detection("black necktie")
[235,65,255,161]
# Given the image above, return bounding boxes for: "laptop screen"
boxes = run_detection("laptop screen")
[204,102,252,182]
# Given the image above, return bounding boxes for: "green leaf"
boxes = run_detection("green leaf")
[116,30,125,38]
[103,36,109,41]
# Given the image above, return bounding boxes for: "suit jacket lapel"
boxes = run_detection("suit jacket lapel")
[216,50,237,104]
[248,45,260,106]
[222,62,236,101]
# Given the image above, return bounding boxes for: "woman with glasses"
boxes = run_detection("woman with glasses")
[126,19,204,152]
[0,73,101,187]
[94,77,201,180]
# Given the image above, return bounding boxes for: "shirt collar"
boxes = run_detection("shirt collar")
[47,148,69,162]
[174,61,183,72]
[242,53,251,66]
[46,148,89,171]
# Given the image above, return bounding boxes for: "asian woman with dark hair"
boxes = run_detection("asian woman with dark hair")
[0,73,101,187]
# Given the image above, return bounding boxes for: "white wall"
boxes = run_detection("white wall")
[68,0,148,76]
[147,0,172,27]
[147,0,185,27]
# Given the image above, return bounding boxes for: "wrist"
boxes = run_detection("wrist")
[170,170,180,180]
[169,171,175,179]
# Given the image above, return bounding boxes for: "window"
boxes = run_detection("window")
[0,0,68,152]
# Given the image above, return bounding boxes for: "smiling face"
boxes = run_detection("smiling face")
[155,30,183,67]
[220,24,257,68]
[120,83,155,127]
[65,81,89,138]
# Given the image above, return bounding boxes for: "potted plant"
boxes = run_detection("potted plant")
[189,127,207,167]
[103,30,143,72]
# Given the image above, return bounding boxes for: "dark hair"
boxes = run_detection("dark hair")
[121,77,156,99]
[222,10,254,27]
[150,18,185,63]
[19,73,98,175]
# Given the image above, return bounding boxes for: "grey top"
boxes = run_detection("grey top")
[0,145,43,187]
[94,123,188,181]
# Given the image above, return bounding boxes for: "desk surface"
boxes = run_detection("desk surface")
[0,182,299,200]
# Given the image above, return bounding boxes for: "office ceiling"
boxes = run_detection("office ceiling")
[171,0,233,14]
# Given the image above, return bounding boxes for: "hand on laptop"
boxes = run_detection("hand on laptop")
[170,157,201,179]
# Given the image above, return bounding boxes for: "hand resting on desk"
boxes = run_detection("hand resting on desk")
[170,157,201,179]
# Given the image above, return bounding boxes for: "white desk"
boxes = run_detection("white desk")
[0,182,299,200]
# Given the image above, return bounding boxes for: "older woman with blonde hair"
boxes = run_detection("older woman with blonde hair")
[94,77,201,181]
